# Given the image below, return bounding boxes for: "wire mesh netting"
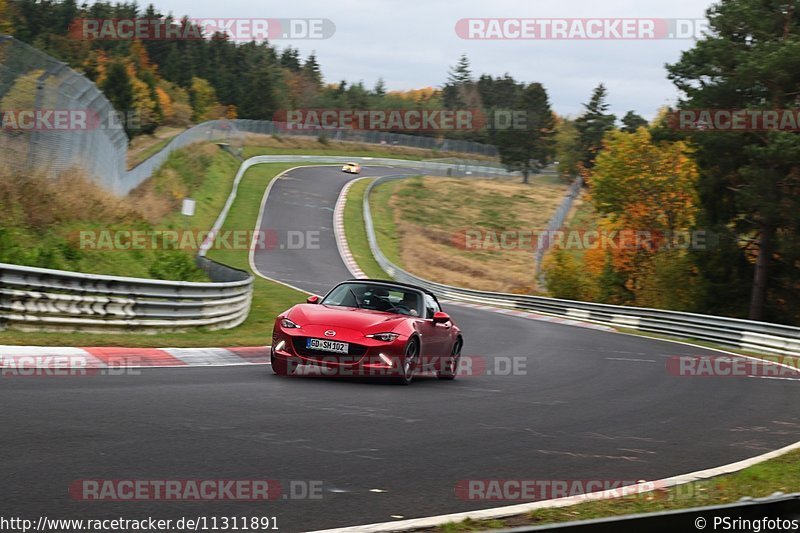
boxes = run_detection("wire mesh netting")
[0,35,128,190]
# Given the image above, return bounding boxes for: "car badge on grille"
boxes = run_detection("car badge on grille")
[324,330,336,337]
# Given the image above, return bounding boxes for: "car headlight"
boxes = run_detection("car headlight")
[366,332,400,342]
[280,318,300,328]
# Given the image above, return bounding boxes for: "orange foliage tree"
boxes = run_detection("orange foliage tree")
[587,127,701,309]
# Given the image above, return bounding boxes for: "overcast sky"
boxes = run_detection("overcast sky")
[142,0,716,120]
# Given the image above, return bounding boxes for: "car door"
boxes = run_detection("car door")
[418,294,450,368]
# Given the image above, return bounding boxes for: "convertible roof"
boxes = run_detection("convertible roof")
[344,278,438,299]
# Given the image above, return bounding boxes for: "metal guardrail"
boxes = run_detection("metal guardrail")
[0,259,252,333]
[362,175,800,357]
[235,154,517,178]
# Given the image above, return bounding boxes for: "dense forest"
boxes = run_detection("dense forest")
[1,0,562,149]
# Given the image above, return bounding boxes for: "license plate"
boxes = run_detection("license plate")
[306,338,349,354]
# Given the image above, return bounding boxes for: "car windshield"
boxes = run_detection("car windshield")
[321,282,423,316]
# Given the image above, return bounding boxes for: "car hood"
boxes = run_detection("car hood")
[288,304,409,332]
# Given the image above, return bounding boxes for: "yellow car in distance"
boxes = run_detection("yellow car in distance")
[342,162,361,174]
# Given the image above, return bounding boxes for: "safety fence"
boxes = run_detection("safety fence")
[234,118,499,157]
[534,175,583,280]
[0,35,127,188]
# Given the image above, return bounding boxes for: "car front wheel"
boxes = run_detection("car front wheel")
[394,339,419,385]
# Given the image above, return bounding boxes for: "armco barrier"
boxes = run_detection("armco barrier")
[362,175,800,356]
[0,258,252,333]
[221,154,516,178]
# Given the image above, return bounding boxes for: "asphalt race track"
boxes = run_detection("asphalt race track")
[2,165,799,532]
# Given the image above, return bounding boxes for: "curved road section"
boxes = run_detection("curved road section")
[1,165,798,533]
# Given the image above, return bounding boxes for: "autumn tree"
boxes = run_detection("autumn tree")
[0,0,13,34]
[589,128,701,308]
[189,77,220,122]
[554,117,582,180]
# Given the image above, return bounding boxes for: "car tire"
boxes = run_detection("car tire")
[437,337,462,380]
[271,349,295,376]
[393,338,419,385]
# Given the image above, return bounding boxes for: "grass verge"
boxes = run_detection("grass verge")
[342,178,388,279]
[0,144,242,281]
[366,176,566,293]
[368,179,405,267]
[433,448,800,531]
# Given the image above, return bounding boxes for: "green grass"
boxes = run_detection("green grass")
[0,147,242,281]
[0,161,315,347]
[434,448,800,531]
[342,178,388,279]
[368,178,405,267]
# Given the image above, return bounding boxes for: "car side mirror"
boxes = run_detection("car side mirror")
[432,311,450,324]
[306,295,320,304]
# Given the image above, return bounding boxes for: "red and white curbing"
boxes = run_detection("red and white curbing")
[333,178,614,333]
[333,177,369,280]
[0,345,271,369]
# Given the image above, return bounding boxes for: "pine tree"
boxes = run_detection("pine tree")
[495,82,556,183]
[448,54,472,85]
[620,111,647,133]
[667,0,800,323]
[100,61,135,136]
[373,77,386,97]
[302,52,322,87]
[443,54,472,109]
[280,47,301,71]
[574,84,616,169]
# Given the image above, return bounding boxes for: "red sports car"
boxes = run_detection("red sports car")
[270,279,463,384]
